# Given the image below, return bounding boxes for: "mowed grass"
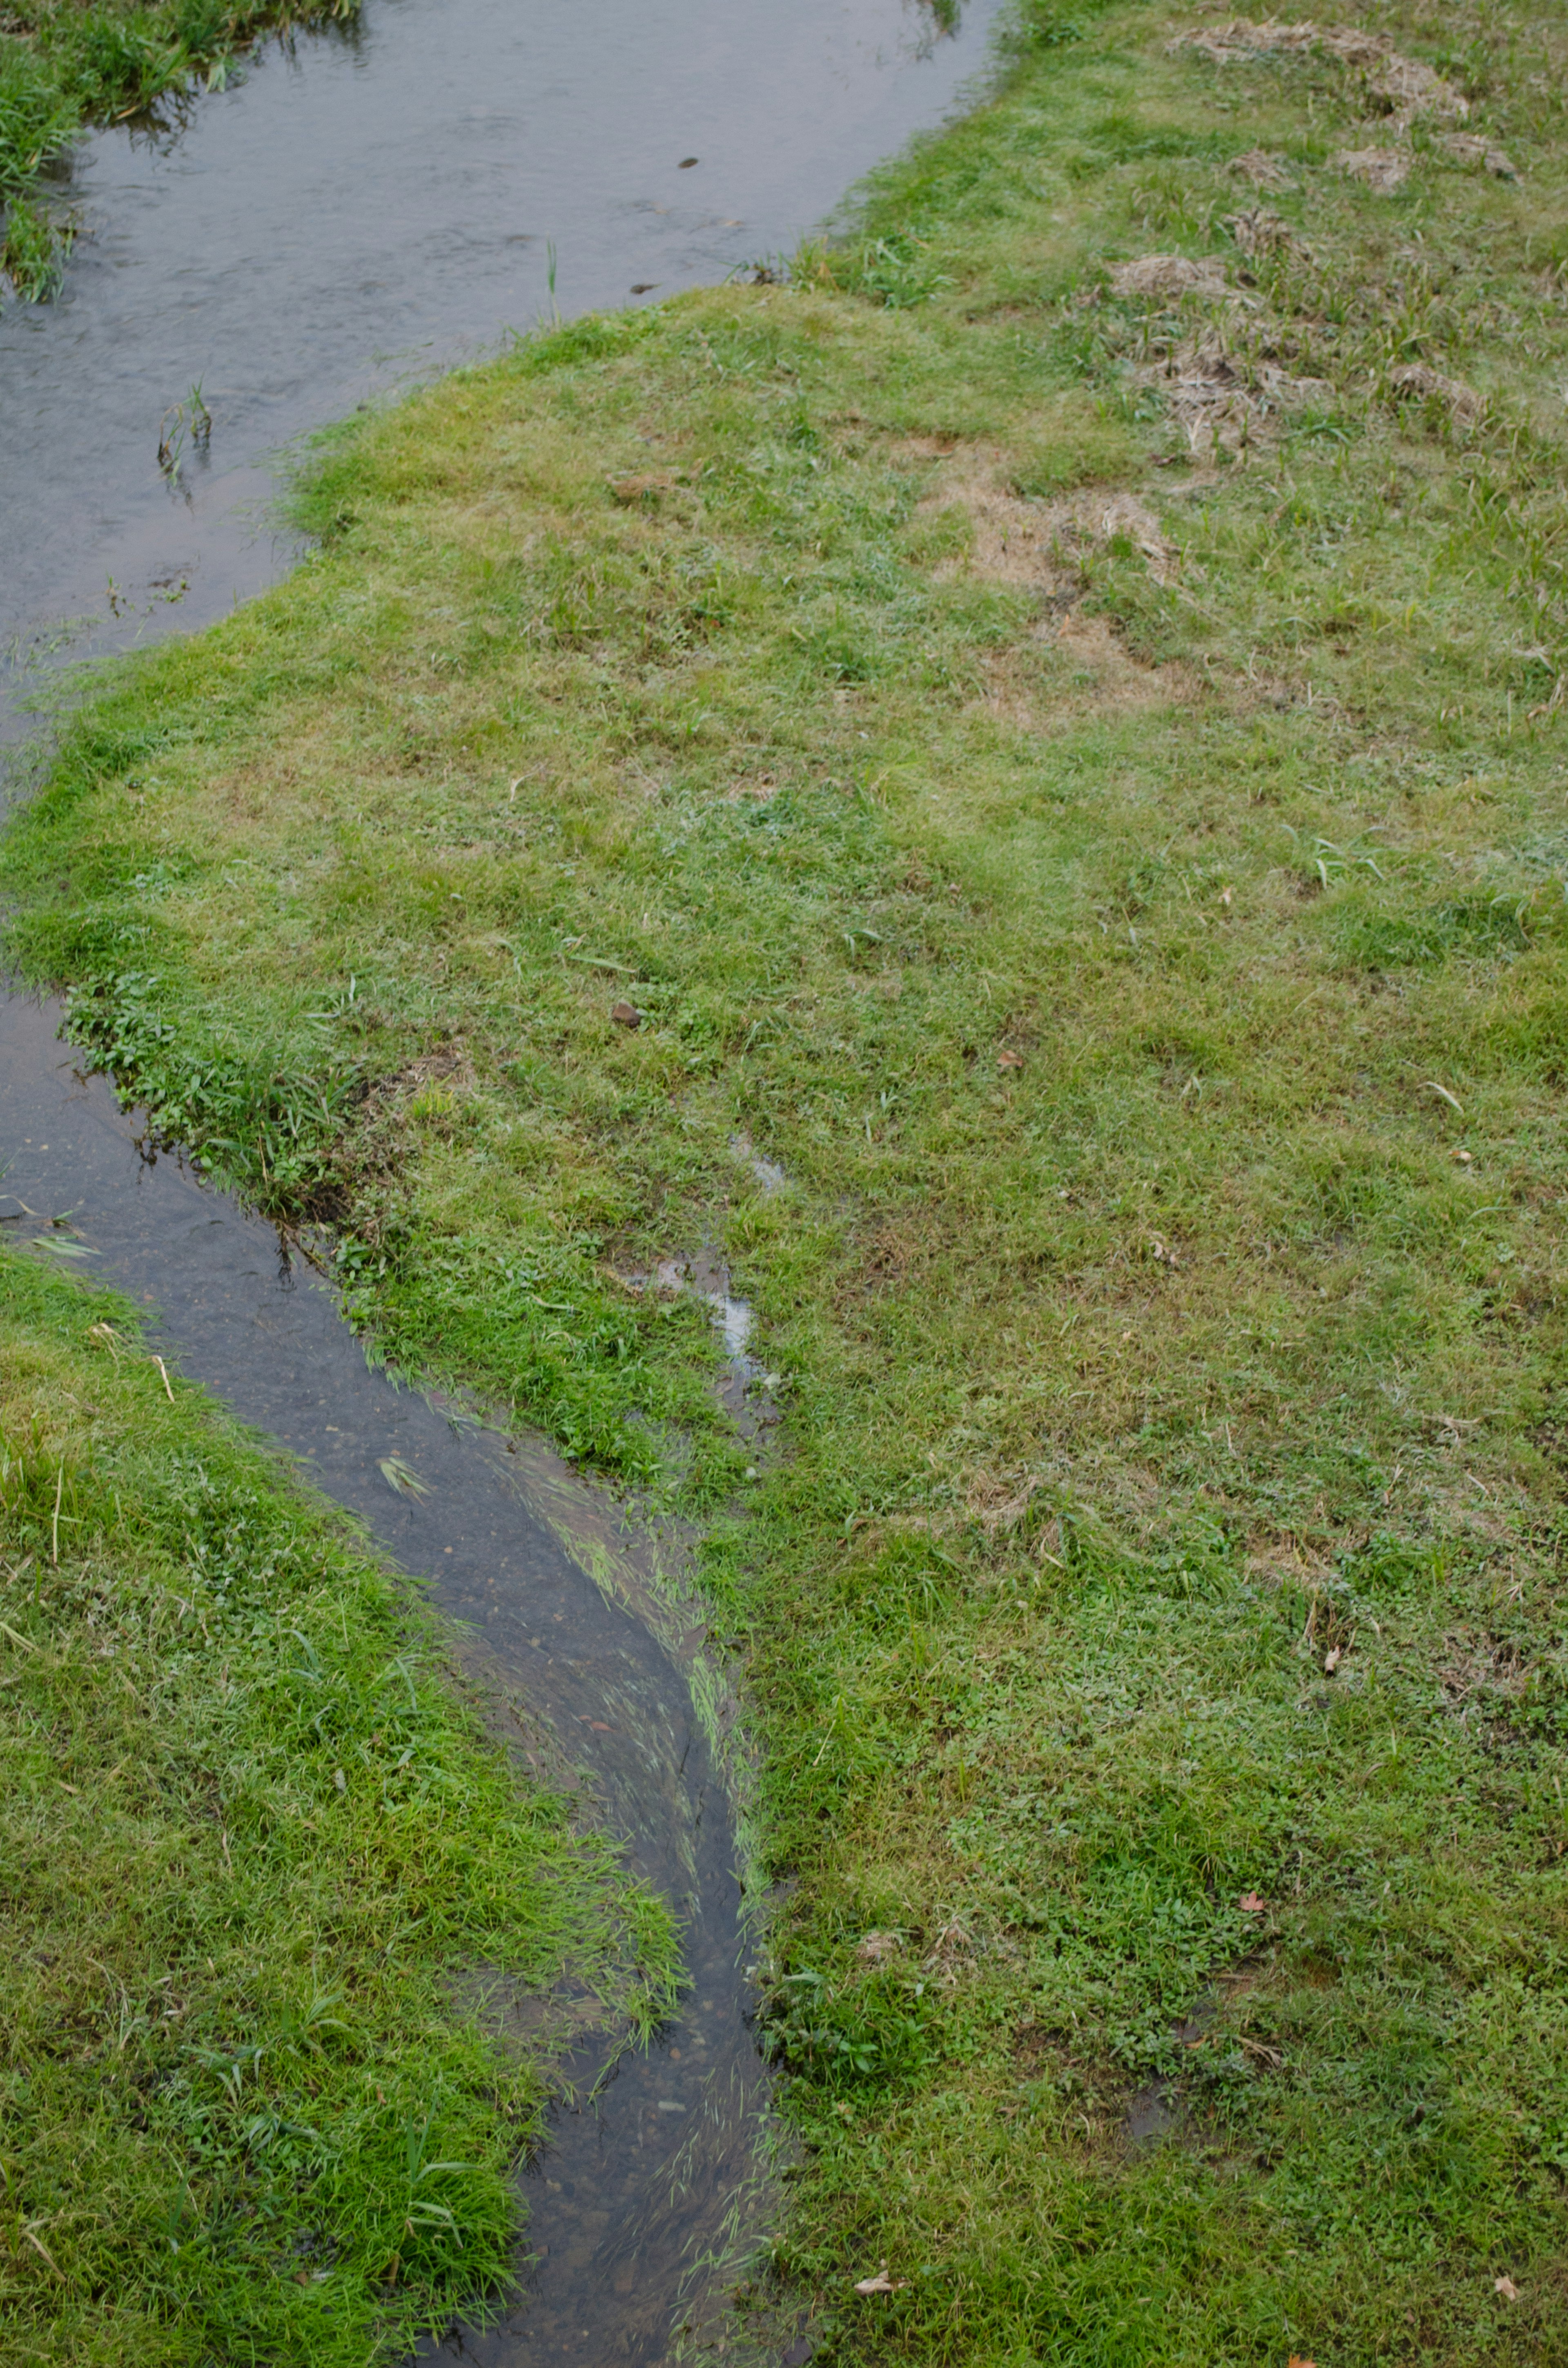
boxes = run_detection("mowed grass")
[0,1251,679,2365]
[6,0,1568,2356]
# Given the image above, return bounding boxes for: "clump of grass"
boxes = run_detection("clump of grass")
[7,0,1568,2357]
[0,190,70,296]
[0,1249,680,2365]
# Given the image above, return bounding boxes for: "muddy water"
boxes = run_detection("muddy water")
[0,988,785,2364]
[0,0,1003,722]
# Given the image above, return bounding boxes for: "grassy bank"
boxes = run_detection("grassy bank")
[0,0,354,297]
[0,1250,678,2364]
[6,0,1568,2356]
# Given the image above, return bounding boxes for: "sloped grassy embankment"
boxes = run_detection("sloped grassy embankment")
[0,1253,679,2364]
[7,0,1568,2358]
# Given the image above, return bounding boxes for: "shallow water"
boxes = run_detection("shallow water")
[0,988,781,2363]
[0,0,1003,723]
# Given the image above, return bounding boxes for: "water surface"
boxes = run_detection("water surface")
[1,0,1002,719]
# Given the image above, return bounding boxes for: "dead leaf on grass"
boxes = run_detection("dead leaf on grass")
[854,2268,910,2296]
[610,999,642,1028]
[1238,1891,1267,1913]
[1495,2276,1520,2300]
[998,1047,1025,1070]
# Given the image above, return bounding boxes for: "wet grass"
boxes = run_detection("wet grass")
[0,1249,681,2364]
[0,0,355,296]
[6,0,1568,2356]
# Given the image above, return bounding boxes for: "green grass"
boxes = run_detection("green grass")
[7,0,1568,2357]
[0,1251,680,2364]
[0,0,354,296]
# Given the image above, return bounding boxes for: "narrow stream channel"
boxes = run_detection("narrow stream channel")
[0,988,777,2363]
[1,0,1005,2351]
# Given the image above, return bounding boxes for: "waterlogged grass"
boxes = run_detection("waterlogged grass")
[0,1250,680,2365]
[7,0,1568,2356]
[0,0,355,296]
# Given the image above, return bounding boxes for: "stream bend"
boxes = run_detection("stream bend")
[0,989,773,2366]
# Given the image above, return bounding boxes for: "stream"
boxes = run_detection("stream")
[0,988,777,2363]
[0,0,1002,725]
[0,0,1003,2353]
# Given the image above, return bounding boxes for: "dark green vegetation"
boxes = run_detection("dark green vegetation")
[0,0,354,297]
[0,1251,678,2364]
[7,0,1568,2357]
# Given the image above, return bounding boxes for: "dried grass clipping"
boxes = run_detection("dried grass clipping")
[1109,252,1231,303]
[1229,147,1295,192]
[1137,330,1332,458]
[1436,132,1518,179]
[1389,362,1483,426]
[1334,146,1411,192]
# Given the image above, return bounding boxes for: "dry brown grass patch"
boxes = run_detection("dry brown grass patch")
[1172,21,1469,131]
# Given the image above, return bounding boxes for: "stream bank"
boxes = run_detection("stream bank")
[0,0,1004,736]
[1,4,1009,2357]
[10,0,1568,2360]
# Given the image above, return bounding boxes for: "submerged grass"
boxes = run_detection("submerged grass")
[7,0,1568,2356]
[0,1250,680,2364]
